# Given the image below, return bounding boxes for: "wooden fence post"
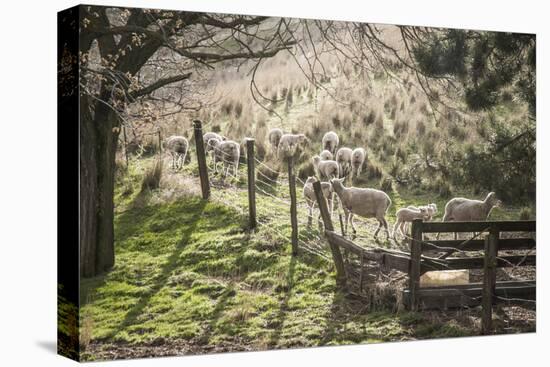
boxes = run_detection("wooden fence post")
[288,156,299,256]
[313,181,346,287]
[246,138,256,230]
[193,120,210,200]
[482,227,499,334]
[157,129,162,160]
[409,219,423,311]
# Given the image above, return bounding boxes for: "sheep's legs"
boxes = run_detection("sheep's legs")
[350,214,357,234]
[307,206,313,227]
[392,219,401,239]
[382,218,390,240]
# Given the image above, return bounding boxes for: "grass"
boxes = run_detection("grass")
[80,163,489,360]
[84,37,535,359]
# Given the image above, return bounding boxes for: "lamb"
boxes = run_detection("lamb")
[336,147,353,178]
[303,176,334,227]
[277,133,308,159]
[320,149,334,161]
[408,203,438,220]
[440,192,501,239]
[312,155,339,180]
[330,177,392,240]
[351,148,366,177]
[165,135,189,170]
[393,207,430,239]
[268,128,284,153]
[215,140,240,178]
[322,131,339,154]
[206,137,222,170]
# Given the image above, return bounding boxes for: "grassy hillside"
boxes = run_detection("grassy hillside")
[79,158,534,361]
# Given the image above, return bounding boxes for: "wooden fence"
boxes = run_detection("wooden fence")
[312,182,536,334]
[139,120,535,335]
[192,120,301,255]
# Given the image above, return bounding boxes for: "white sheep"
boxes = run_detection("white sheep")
[322,131,339,154]
[215,140,240,178]
[351,148,366,177]
[441,192,500,239]
[330,177,392,239]
[312,155,339,180]
[320,150,334,161]
[268,128,284,153]
[206,137,222,170]
[336,147,353,178]
[408,203,438,220]
[203,132,224,145]
[277,133,307,159]
[393,207,430,239]
[165,135,189,170]
[303,176,334,227]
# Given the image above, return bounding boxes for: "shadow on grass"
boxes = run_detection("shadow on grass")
[101,198,209,340]
[268,256,296,347]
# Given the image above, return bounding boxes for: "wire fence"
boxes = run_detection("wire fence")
[122,120,536,334]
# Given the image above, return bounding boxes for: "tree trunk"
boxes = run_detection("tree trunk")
[79,95,119,277]
[79,97,97,277]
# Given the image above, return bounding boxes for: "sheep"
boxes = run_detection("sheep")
[206,137,222,170]
[268,128,284,153]
[351,148,366,177]
[401,203,438,234]
[214,140,240,178]
[165,135,189,170]
[277,133,307,159]
[330,177,392,240]
[303,176,334,228]
[203,132,224,145]
[322,131,339,154]
[312,155,339,180]
[336,147,353,178]
[408,203,438,220]
[440,192,501,239]
[393,207,430,239]
[320,150,334,161]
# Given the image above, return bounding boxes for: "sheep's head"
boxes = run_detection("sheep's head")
[329,177,345,190]
[429,203,438,213]
[419,207,430,220]
[485,192,499,207]
[312,155,321,166]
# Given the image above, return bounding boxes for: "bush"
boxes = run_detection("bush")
[380,176,393,192]
[141,159,163,191]
[519,207,532,220]
[367,162,383,180]
[434,178,452,198]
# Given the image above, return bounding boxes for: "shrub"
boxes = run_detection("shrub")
[519,207,532,220]
[435,178,452,198]
[234,101,243,118]
[380,176,393,192]
[141,159,163,191]
[367,163,383,179]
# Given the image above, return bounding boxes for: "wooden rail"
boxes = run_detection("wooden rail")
[408,219,535,334]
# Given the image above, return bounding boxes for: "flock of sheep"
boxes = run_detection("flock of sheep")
[164,127,502,242]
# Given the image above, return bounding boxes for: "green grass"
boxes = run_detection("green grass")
[82,81,534,360]
[80,168,482,360]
